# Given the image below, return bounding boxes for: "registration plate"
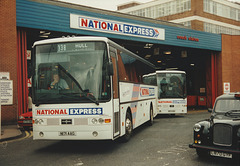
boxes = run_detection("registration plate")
[59,131,76,136]
[210,151,232,158]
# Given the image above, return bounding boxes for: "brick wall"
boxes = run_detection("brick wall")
[156,11,193,22]
[191,20,204,31]
[219,35,240,94]
[0,0,18,124]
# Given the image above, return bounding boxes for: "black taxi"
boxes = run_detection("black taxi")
[189,93,240,159]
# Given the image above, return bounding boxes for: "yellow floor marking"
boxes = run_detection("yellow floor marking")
[0,130,32,144]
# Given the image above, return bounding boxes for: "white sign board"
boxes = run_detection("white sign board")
[0,80,13,105]
[70,14,165,40]
[223,82,230,94]
[27,78,32,87]
[27,50,31,60]
[0,72,10,80]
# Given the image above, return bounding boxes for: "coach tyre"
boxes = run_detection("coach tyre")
[122,111,133,142]
[148,106,154,126]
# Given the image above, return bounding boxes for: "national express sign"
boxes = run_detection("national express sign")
[70,14,165,40]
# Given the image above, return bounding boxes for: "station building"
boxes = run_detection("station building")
[118,0,240,35]
[0,0,239,124]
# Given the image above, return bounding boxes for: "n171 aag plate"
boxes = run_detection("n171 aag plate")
[210,151,232,158]
[59,131,76,136]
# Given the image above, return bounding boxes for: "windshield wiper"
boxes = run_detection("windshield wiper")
[62,93,99,105]
[36,94,86,106]
[81,93,99,105]
[57,64,99,105]
[225,110,240,116]
[35,94,49,107]
[35,94,63,106]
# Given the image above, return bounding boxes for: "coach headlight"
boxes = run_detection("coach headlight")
[194,123,201,132]
[98,118,104,124]
[39,119,44,124]
[35,119,44,125]
[34,119,38,124]
[91,118,98,124]
[237,128,240,137]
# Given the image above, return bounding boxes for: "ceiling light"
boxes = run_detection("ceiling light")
[157,60,162,63]
[39,31,51,38]
[164,51,171,55]
[144,43,153,49]
[39,35,49,38]
[190,64,195,66]
[145,55,151,59]
[43,32,51,35]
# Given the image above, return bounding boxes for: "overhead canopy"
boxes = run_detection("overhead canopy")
[16,0,221,51]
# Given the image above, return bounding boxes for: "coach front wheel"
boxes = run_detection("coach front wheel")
[121,112,133,142]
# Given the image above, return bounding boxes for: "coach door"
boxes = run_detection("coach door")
[110,47,120,138]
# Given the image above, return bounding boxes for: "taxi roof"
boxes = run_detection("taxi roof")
[217,92,240,100]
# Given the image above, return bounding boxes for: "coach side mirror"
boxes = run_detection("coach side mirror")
[107,62,114,76]
[208,108,213,113]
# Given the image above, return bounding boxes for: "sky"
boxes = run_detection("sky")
[58,0,240,11]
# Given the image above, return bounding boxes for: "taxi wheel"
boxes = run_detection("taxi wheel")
[196,148,208,158]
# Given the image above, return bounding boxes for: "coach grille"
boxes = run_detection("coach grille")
[47,119,59,125]
[213,124,232,146]
[74,118,88,125]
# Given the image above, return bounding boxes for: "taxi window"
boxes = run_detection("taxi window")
[215,99,240,113]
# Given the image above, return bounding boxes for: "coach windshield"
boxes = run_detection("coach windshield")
[157,73,186,99]
[32,41,110,105]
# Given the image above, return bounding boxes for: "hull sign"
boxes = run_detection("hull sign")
[70,14,165,40]
[36,108,103,115]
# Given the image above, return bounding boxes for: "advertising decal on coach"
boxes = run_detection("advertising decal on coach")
[140,87,155,97]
